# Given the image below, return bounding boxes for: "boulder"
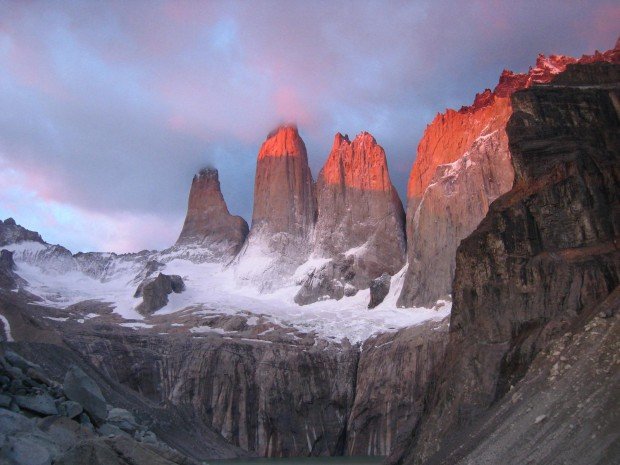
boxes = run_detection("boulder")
[368,273,391,309]
[106,407,138,433]
[15,393,58,416]
[134,273,185,316]
[63,365,107,425]
[59,400,83,419]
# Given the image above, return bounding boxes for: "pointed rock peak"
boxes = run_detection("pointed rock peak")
[321,131,392,192]
[175,167,248,257]
[332,132,350,147]
[259,124,306,160]
[196,166,219,181]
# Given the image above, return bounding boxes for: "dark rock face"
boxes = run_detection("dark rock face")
[398,45,619,308]
[0,249,24,290]
[235,125,317,290]
[63,332,359,457]
[368,273,391,309]
[347,319,448,456]
[64,365,108,425]
[176,168,249,260]
[393,62,620,464]
[0,218,44,246]
[134,273,185,316]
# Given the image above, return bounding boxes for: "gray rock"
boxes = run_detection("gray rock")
[15,393,59,416]
[59,401,83,419]
[5,350,40,372]
[344,283,358,297]
[106,408,138,433]
[368,272,391,309]
[2,435,54,465]
[63,365,107,424]
[134,273,185,316]
[0,393,11,408]
[97,423,129,438]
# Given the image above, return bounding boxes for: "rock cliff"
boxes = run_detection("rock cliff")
[296,132,406,304]
[393,61,620,464]
[175,168,248,261]
[398,44,619,307]
[234,125,317,291]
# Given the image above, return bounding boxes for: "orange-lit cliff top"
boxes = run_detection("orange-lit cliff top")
[258,124,308,160]
[320,131,394,192]
[406,43,620,200]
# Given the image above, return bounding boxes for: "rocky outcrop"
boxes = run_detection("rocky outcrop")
[134,273,185,316]
[296,132,406,305]
[234,125,317,291]
[393,61,620,464]
[368,273,391,309]
[0,249,25,290]
[398,44,620,308]
[0,350,192,465]
[0,218,44,246]
[175,168,248,261]
[346,319,448,456]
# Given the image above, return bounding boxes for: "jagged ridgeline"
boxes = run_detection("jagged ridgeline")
[0,41,618,465]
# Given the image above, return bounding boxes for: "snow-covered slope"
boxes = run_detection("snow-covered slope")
[3,235,449,343]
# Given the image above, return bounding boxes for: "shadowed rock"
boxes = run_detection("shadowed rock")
[398,45,619,308]
[176,168,248,261]
[134,273,185,316]
[393,60,620,465]
[64,365,108,425]
[368,273,391,309]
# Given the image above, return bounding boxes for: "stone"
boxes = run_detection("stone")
[106,407,138,433]
[0,393,11,408]
[175,168,249,260]
[134,273,185,316]
[5,350,40,371]
[15,393,59,416]
[368,273,391,309]
[63,365,107,424]
[59,400,83,419]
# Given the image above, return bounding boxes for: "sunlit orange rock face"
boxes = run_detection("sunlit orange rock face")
[235,124,317,291]
[314,132,405,270]
[252,124,316,238]
[398,44,620,308]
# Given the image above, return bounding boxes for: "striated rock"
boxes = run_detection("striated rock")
[175,168,248,260]
[234,125,316,291]
[347,319,448,456]
[393,61,620,464]
[134,273,185,316]
[297,132,406,305]
[368,273,391,309]
[398,43,620,308]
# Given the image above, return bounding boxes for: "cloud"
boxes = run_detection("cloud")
[0,0,617,252]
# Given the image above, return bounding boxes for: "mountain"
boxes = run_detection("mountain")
[398,43,620,308]
[391,59,620,465]
[175,167,248,261]
[233,124,317,291]
[295,132,406,305]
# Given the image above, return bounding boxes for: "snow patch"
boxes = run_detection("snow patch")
[0,314,14,342]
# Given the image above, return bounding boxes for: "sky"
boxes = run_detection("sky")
[0,0,618,253]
